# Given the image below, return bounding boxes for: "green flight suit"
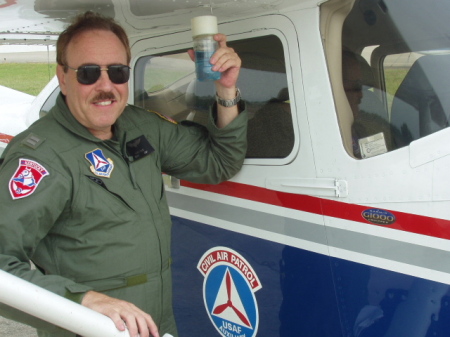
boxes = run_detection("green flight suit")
[0,94,247,336]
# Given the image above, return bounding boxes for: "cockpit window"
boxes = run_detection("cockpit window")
[39,86,60,118]
[388,52,450,144]
[134,35,294,159]
[322,0,450,159]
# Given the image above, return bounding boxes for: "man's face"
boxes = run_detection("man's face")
[57,29,129,140]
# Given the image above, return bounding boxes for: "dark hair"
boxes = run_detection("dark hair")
[57,11,131,69]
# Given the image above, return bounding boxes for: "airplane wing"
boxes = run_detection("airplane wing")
[0,0,64,45]
[0,85,35,149]
[0,85,35,106]
[0,0,303,46]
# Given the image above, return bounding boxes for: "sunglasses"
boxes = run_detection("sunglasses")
[66,64,131,85]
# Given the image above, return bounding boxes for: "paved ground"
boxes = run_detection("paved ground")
[0,316,38,337]
[0,50,56,63]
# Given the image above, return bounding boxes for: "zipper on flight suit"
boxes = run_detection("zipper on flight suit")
[102,138,139,189]
[121,133,155,190]
[122,155,139,189]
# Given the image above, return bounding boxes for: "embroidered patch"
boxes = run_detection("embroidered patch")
[149,110,178,124]
[9,159,49,200]
[85,148,114,178]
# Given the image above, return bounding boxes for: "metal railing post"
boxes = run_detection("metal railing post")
[0,269,130,337]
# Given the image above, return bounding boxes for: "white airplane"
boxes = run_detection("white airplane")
[0,85,34,148]
[0,77,58,156]
[1,0,450,336]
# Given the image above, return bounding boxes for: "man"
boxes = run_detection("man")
[0,11,247,337]
[342,50,364,121]
[342,50,402,157]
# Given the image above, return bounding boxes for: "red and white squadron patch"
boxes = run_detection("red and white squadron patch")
[9,159,49,200]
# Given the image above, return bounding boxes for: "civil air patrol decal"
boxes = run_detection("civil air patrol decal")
[198,247,262,337]
[85,148,114,178]
[9,158,49,200]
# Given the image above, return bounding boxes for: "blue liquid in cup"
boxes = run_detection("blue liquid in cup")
[195,50,221,81]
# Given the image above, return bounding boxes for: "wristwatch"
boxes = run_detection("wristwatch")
[216,88,241,107]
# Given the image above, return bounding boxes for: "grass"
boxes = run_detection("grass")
[384,67,409,111]
[0,63,409,108]
[0,63,56,96]
[385,67,409,97]
[0,62,189,96]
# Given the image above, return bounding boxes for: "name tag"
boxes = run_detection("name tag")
[126,135,155,161]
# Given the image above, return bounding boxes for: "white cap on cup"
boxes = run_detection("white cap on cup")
[191,15,218,38]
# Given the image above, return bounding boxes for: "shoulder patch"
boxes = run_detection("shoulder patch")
[21,133,46,150]
[9,158,49,200]
[148,110,178,124]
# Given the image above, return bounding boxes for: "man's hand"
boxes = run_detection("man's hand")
[211,34,242,128]
[187,33,241,88]
[209,33,241,89]
[188,33,242,128]
[81,291,159,337]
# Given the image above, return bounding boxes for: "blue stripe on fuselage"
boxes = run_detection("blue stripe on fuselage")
[171,216,450,337]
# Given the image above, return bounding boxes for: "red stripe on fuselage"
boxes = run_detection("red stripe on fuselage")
[181,180,450,241]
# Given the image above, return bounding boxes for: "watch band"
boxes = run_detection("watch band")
[215,88,241,107]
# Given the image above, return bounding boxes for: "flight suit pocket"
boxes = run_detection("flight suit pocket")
[79,175,136,222]
[80,273,149,292]
[85,175,134,210]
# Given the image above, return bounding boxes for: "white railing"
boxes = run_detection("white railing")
[0,269,130,337]
[0,270,173,337]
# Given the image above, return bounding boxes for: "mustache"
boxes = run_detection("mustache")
[91,91,116,103]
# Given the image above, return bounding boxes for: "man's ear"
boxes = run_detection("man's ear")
[56,64,68,96]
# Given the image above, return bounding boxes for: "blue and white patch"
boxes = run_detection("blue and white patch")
[198,247,261,337]
[85,148,114,178]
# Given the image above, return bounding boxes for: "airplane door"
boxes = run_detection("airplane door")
[312,0,450,336]
[131,10,344,337]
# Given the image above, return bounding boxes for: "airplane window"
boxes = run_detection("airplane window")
[330,0,450,158]
[388,52,450,144]
[39,87,60,118]
[134,53,195,122]
[134,35,294,159]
